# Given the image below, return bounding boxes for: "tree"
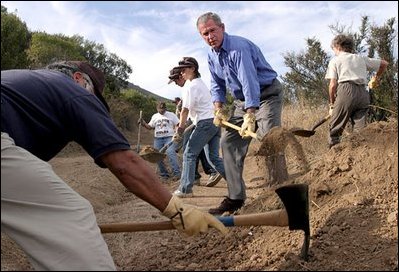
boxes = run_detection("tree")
[71,35,133,96]
[1,5,31,70]
[27,32,84,69]
[281,38,330,105]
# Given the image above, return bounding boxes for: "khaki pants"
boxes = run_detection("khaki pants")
[1,133,116,270]
[329,82,370,146]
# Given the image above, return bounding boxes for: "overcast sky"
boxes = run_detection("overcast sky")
[2,1,398,100]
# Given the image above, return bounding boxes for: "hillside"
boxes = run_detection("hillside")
[127,82,172,103]
[1,115,397,271]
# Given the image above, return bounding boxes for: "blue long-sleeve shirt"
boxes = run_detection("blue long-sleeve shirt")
[208,32,278,109]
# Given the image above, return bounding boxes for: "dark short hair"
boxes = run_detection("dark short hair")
[157,101,166,110]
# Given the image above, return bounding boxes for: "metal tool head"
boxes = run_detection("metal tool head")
[275,183,310,260]
[139,145,166,163]
[290,128,316,137]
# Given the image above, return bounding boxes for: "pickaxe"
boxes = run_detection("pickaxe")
[99,183,311,260]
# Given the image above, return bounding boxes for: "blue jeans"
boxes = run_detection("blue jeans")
[178,118,225,193]
[154,136,180,178]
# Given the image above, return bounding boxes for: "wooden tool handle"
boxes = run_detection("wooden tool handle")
[99,210,288,233]
[220,120,258,140]
[136,110,143,153]
[310,115,330,131]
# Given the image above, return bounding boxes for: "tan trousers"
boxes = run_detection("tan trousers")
[1,133,116,270]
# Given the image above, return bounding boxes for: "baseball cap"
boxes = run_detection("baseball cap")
[168,67,182,84]
[46,61,110,112]
[176,57,199,70]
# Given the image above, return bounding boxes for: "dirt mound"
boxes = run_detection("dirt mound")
[1,120,397,271]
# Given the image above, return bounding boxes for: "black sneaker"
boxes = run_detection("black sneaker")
[208,197,244,215]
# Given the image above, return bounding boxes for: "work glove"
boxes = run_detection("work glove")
[162,195,228,236]
[368,76,378,89]
[329,104,334,116]
[213,108,229,127]
[172,129,183,145]
[239,112,256,139]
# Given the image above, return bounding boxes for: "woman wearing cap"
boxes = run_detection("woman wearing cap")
[172,57,226,197]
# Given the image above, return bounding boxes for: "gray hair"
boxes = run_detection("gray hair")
[331,34,354,53]
[196,12,223,28]
[46,61,95,94]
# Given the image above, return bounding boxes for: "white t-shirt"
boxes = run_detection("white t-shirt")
[181,78,214,125]
[325,52,381,84]
[148,111,179,138]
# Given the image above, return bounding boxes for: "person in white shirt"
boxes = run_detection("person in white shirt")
[325,34,388,148]
[172,57,225,197]
[139,102,181,181]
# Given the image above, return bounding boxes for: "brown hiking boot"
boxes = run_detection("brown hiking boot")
[208,197,244,215]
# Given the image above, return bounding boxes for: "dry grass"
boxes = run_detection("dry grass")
[282,104,330,165]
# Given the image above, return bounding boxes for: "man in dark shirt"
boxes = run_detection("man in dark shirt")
[1,61,227,270]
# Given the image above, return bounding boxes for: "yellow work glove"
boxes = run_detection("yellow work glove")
[162,195,228,236]
[368,76,378,89]
[329,104,334,116]
[213,108,229,127]
[239,112,256,139]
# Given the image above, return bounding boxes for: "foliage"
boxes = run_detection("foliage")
[27,32,84,68]
[281,38,330,105]
[1,5,31,70]
[71,35,133,96]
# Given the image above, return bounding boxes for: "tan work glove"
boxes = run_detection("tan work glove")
[329,104,334,116]
[368,76,378,89]
[213,108,229,127]
[239,112,256,139]
[162,195,228,236]
[172,131,183,145]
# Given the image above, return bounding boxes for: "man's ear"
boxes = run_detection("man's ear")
[72,71,84,83]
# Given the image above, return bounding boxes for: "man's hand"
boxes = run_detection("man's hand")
[172,131,183,145]
[162,196,228,236]
[137,118,144,125]
[368,76,378,89]
[213,108,229,127]
[239,112,256,139]
[329,104,334,116]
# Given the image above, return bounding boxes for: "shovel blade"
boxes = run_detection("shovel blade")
[290,129,316,137]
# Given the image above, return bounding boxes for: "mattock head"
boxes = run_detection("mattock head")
[275,183,310,261]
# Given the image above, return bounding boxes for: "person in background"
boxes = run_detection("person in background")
[1,61,228,270]
[171,57,226,197]
[139,101,181,181]
[196,12,286,215]
[169,68,223,187]
[325,34,389,148]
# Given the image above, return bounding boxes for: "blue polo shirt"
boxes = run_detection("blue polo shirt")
[1,69,131,167]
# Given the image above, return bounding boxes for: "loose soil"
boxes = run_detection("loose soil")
[1,120,398,271]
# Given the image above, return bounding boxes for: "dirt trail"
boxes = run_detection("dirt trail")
[1,120,398,271]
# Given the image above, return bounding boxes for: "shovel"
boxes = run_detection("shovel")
[99,183,310,260]
[140,123,195,163]
[290,115,330,137]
